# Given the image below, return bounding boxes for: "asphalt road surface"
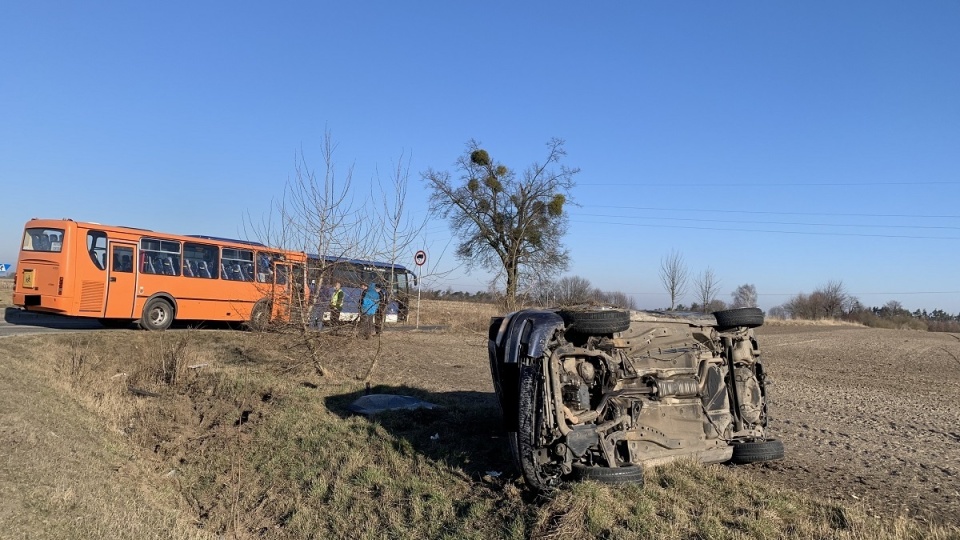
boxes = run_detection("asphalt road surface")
[0,308,103,338]
[1,308,445,338]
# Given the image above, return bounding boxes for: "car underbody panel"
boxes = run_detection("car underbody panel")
[488,307,781,491]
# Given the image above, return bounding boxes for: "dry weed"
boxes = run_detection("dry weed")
[765,317,866,327]
[2,329,958,539]
[411,298,502,332]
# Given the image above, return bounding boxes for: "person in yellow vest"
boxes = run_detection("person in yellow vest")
[329,282,344,326]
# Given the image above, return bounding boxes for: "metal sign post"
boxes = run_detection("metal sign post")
[414,250,426,329]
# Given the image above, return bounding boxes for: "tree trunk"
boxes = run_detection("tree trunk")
[504,263,519,312]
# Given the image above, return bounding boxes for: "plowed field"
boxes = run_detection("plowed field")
[750,325,960,524]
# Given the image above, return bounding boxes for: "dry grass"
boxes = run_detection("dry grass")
[0,335,212,540]
[764,317,867,327]
[1,328,957,539]
[0,277,12,307]
[410,298,502,332]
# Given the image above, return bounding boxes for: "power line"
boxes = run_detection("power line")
[620,290,960,296]
[581,204,960,220]
[570,212,960,231]
[568,219,960,240]
[578,181,960,187]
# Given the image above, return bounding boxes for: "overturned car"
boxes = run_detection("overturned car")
[487,306,783,491]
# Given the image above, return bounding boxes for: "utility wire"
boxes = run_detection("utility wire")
[568,219,960,240]
[580,204,960,220]
[578,181,960,187]
[570,212,960,231]
[619,290,960,296]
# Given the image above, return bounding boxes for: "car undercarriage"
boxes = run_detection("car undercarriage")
[488,307,783,491]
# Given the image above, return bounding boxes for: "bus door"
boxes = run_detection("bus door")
[291,263,306,310]
[271,262,293,322]
[104,242,138,319]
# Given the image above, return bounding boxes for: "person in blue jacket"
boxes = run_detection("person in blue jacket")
[360,281,381,339]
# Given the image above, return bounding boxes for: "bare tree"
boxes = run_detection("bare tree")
[369,152,430,315]
[731,283,758,308]
[423,138,578,311]
[245,130,364,324]
[244,130,427,378]
[659,250,689,310]
[554,275,594,306]
[595,289,637,310]
[694,267,721,313]
[782,280,850,320]
[526,276,555,307]
[767,305,789,319]
[819,280,849,318]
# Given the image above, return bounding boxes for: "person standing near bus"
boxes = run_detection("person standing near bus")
[329,282,344,326]
[360,282,380,339]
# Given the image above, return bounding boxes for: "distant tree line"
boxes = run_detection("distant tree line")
[419,288,499,303]
[422,259,960,334]
[420,275,637,309]
[768,280,960,333]
[526,275,637,309]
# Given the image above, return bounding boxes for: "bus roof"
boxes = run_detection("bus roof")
[307,254,411,273]
[23,218,298,256]
[186,235,267,247]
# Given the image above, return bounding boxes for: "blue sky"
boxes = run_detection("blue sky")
[2,2,959,313]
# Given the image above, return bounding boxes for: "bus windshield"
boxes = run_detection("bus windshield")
[22,228,64,252]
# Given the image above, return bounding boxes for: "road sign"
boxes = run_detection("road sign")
[0,263,9,273]
[414,250,427,266]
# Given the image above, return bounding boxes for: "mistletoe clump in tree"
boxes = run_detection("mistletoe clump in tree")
[423,138,578,311]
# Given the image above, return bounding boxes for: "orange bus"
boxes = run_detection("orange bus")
[12,218,308,330]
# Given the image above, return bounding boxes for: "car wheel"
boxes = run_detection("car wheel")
[571,463,645,486]
[558,308,631,334]
[730,438,784,464]
[713,307,764,330]
[517,359,562,491]
[140,298,174,331]
[247,300,272,332]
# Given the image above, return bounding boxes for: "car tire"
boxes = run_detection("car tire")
[517,360,562,491]
[559,309,631,334]
[140,298,174,331]
[571,463,645,485]
[730,438,784,464]
[247,300,271,332]
[713,307,764,330]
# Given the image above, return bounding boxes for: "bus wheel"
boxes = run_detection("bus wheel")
[140,298,174,331]
[247,300,272,332]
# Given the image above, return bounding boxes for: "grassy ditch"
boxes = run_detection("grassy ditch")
[1,329,957,539]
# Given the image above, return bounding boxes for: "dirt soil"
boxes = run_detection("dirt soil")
[2,314,959,529]
[371,324,960,526]
[750,325,960,525]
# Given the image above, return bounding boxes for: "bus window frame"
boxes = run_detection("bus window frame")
[222,247,255,282]
[87,230,108,270]
[22,228,65,253]
[140,237,183,276]
[182,242,219,279]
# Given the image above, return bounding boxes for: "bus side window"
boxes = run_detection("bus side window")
[112,246,134,273]
[140,238,181,276]
[184,242,218,279]
[257,253,272,283]
[86,231,108,271]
